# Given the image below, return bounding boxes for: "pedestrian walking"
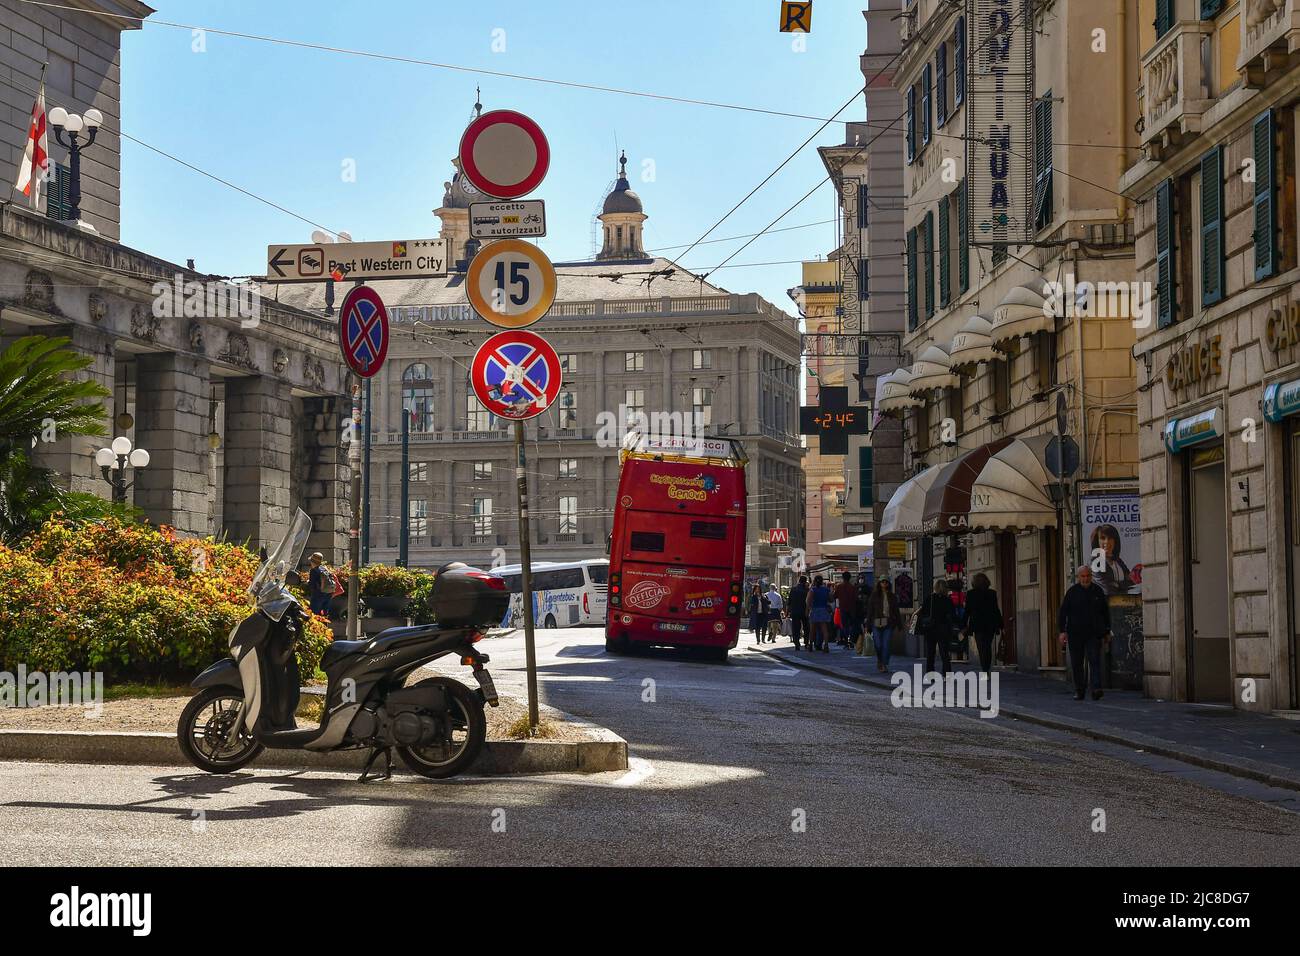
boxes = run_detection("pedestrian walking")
[747,584,762,638]
[834,572,857,648]
[809,575,833,652]
[1058,564,1111,700]
[920,579,957,675]
[963,572,1003,675]
[306,552,335,617]
[765,583,784,643]
[788,575,809,649]
[867,578,902,672]
[853,572,872,655]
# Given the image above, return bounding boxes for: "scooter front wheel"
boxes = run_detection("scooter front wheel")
[177,685,263,773]
[395,677,487,780]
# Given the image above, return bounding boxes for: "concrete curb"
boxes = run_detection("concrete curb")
[0,696,628,776]
[755,647,1300,794]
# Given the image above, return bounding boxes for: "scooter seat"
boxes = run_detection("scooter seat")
[320,639,368,669]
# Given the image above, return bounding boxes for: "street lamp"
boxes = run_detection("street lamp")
[95,435,149,503]
[47,106,102,228]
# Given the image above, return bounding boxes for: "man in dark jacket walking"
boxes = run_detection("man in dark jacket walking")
[1058,565,1111,700]
[788,575,809,649]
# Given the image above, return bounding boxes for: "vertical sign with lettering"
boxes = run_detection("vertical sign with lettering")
[839,176,862,334]
[965,0,1035,247]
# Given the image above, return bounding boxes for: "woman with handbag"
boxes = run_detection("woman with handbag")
[866,578,902,671]
[963,572,1003,675]
[920,579,956,675]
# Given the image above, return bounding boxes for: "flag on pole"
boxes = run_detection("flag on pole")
[15,78,49,208]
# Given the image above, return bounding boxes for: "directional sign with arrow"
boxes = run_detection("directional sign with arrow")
[265,239,448,283]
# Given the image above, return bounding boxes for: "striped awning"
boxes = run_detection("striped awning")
[879,464,944,540]
[909,344,961,394]
[949,314,999,369]
[968,435,1060,531]
[921,439,1014,534]
[990,281,1054,350]
[875,366,923,417]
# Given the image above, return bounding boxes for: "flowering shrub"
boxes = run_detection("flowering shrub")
[357,564,426,598]
[0,517,333,681]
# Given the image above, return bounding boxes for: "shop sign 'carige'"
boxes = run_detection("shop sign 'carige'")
[1165,336,1223,392]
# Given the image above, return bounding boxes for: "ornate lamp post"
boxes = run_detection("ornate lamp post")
[94,436,149,503]
[47,106,102,227]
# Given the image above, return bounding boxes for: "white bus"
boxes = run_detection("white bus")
[491,559,609,629]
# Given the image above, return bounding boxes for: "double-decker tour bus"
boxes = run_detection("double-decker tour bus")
[605,432,748,661]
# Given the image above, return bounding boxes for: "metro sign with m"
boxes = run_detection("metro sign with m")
[769,527,790,546]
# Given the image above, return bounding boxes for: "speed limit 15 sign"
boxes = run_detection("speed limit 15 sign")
[466,239,557,329]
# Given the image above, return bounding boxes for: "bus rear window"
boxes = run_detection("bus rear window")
[630,531,665,553]
[690,521,728,540]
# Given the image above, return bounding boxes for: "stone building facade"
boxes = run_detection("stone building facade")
[0,0,351,562]
[0,0,150,241]
[1121,0,1300,711]
[876,0,1141,674]
[274,151,806,576]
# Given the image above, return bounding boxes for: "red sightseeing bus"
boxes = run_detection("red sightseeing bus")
[605,432,748,661]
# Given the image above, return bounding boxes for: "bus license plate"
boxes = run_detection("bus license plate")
[655,622,689,633]
[474,669,500,707]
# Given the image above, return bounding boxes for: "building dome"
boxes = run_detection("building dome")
[603,177,643,214]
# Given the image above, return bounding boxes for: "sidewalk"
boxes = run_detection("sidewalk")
[751,638,1300,792]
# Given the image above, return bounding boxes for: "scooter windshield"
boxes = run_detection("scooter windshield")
[249,508,313,622]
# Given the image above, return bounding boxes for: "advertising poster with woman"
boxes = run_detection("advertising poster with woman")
[1081,493,1142,596]
[1082,492,1144,688]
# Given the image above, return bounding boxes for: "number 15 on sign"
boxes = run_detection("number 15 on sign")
[467,239,557,329]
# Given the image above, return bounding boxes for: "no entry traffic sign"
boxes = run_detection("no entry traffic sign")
[467,239,557,329]
[458,110,550,200]
[339,285,389,378]
[470,329,562,421]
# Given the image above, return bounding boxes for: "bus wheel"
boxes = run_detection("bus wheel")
[711,647,729,664]
[544,613,557,629]
[605,634,628,655]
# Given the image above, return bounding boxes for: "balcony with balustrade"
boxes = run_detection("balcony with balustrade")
[1138,18,1216,159]
[1238,0,1300,85]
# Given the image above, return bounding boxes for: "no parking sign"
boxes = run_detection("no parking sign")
[338,285,389,377]
[470,329,562,421]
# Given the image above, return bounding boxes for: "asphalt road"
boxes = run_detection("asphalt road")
[3,627,1299,865]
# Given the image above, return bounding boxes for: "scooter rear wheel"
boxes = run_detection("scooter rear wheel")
[395,677,486,779]
[177,685,264,773]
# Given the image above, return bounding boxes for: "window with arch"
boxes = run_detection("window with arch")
[402,363,435,432]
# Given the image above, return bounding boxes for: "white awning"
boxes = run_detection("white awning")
[909,344,961,394]
[968,435,1060,531]
[875,367,922,417]
[878,463,944,539]
[818,532,875,554]
[949,314,999,369]
[990,281,1054,350]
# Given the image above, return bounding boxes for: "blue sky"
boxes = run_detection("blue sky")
[119,0,868,313]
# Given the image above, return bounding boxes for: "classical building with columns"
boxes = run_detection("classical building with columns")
[274,149,806,575]
[0,0,350,561]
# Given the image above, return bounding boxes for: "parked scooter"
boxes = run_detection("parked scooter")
[177,509,508,781]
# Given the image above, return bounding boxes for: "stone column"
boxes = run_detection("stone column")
[134,353,212,536]
[222,376,293,554]
[298,394,350,566]
[33,324,116,496]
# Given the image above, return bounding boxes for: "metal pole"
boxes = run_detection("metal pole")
[346,380,363,639]
[362,375,371,565]
[515,419,540,732]
[399,408,410,568]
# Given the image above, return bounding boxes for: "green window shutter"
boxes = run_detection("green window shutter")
[1254,110,1278,281]
[859,447,874,509]
[1156,179,1175,328]
[46,163,71,220]
[958,180,970,293]
[921,63,932,146]
[1200,147,1224,307]
[923,211,935,318]
[936,44,948,127]
[1034,95,1053,232]
[1200,0,1223,18]
[906,86,916,164]
[1155,0,1173,38]
[954,18,965,106]
[938,197,951,306]
[906,227,918,330]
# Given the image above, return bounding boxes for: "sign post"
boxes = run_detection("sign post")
[347,380,363,640]
[470,329,560,732]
